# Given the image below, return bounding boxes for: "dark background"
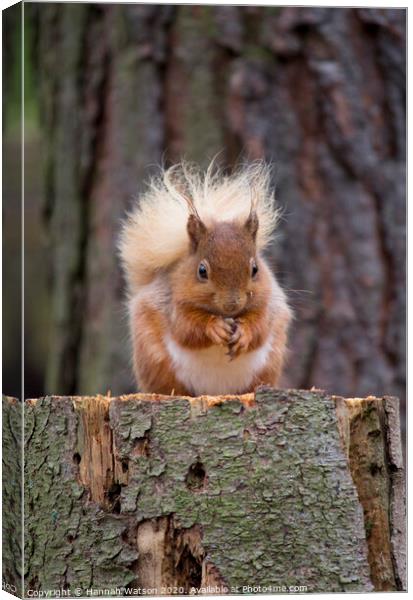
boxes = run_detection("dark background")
[3,5,406,429]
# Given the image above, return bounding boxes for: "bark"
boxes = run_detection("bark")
[19,389,405,595]
[2,397,23,597]
[29,6,405,421]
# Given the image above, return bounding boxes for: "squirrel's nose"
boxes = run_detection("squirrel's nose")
[223,302,238,313]
[222,297,242,315]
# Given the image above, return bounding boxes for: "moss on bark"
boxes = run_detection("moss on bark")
[19,390,405,595]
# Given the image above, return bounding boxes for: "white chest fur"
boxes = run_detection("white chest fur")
[165,335,273,396]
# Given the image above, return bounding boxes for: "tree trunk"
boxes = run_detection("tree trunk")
[28,6,405,424]
[4,389,404,594]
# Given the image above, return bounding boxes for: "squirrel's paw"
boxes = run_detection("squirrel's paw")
[206,316,234,346]
[227,322,253,359]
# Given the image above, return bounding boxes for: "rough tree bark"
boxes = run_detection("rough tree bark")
[2,389,405,595]
[2,397,23,597]
[28,6,405,419]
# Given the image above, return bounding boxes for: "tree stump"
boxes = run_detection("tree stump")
[2,389,406,596]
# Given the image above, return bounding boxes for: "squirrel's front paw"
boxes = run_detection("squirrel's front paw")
[206,316,234,346]
[227,321,253,359]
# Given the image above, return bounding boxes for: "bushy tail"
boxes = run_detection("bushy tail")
[119,160,279,295]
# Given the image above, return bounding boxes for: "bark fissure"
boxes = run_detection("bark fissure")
[72,7,113,395]
[136,517,224,593]
[343,397,405,591]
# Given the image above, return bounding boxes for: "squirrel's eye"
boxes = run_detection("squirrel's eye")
[251,261,259,278]
[198,262,208,281]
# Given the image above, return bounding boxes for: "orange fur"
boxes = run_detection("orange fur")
[120,162,292,396]
[131,300,191,395]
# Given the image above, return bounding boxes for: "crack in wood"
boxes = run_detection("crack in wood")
[136,516,226,594]
[337,396,405,591]
[73,396,127,507]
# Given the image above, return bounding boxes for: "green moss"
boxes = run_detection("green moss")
[22,391,377,593]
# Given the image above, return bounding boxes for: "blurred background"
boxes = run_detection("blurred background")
[3,5,406,428]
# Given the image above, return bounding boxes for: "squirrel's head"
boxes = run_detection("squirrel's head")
[185,210,261,317]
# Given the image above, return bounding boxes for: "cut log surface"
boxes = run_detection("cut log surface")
[3,389,406,596]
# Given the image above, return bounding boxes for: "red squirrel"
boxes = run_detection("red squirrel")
[119,161,292,396]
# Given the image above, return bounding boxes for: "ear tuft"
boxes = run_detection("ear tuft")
[187,214,207,252]
[245,210,259,241]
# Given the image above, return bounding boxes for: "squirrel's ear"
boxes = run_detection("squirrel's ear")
[187,214,207,252]
[245,210,259,241]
